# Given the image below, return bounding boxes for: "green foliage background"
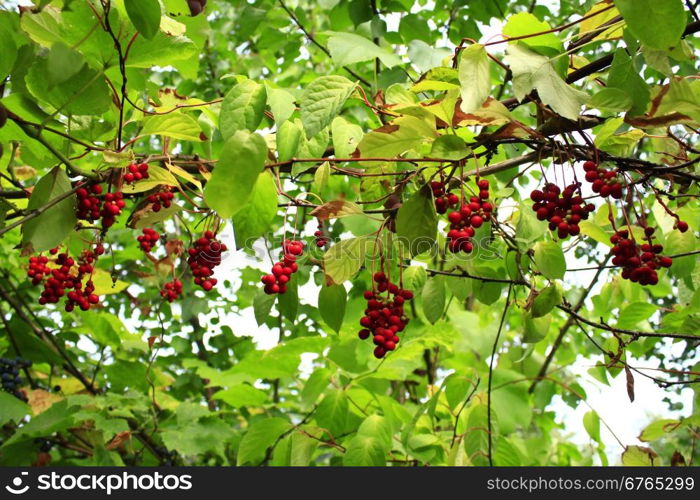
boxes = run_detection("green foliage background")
[0,0,699,466]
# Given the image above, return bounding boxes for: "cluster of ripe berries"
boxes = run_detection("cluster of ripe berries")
[582,161,624,199]
[160,279,184,302]
[530,182,594,239]
[430,181,459,214]
[611,228,672,286]
[313,221,329,248]
[445,178,493,254]
[76,184,126,229]
[146,190,175,212]
[124,163,149,185]
[28,245,104,311]
[0,357,31,401]
[137,228,160,253]
[260,240,304,294]
[187,231,226,292]
[358,272,413,359]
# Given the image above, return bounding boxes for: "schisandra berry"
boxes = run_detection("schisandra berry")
[188,231,225,291]
[137,228,160,253]
[431,181,459,214]
[261,239,304,294]
[75,184,103,222]
[530,182,593,239]
[358,273,413,358]
[160,279,183,302]
[147,190,175,212]
[610,228,672,286]
[444,177,492,253]
[101,192,125,229]
[124,163,149,185]
[582,161,624,199]
[675,220,689,233]
[314,220,329,248]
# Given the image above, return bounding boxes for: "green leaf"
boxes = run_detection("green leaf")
[607,49,651,116]
[46,42,84,88]
[266,86,296,127]
[464,403,491,466]
[301,368,331,407]
[458,44,491,113]
[126,32,197,68]
[344,415,392,466]
[522,313,551,343]
[213,384,268,408]
[162,418,232,458]
[315,389,348,436]
[503,12,562,56]
[300,75,356,139]
[0,392,30,426]
[665,228,696,278]
[5,399,79,445]
[318,284,347,333]
[616,0,685,50]
[277,278,298,321]
[583,411,601,442]
[533,241,566,280]
[356,115,437,160]
[323,237,367,285]
[589,88,633,112]
[531,283,562,318]
[617,302,657,329]
[232,171,278,248]
[204,130,267,218]
[621,445,659,466]
[276,120,302,163]
[504,44,588,120]
[430,134,469,160]
[399,14,431,43]
[332,116,364,158]
[139,112,203,141]
[124,0,161,40]
[253,288,276,326]
[0,25,17,81]
[396,185,438,256]
[326,31,401,68]
[422,276,445,324]
[237,417,291,465]
[638,419,682,442]
[22,167,76,252]
[220,79,267,138]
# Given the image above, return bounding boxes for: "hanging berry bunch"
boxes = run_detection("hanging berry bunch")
[430,180,459,214]
[28,243,104,311]
[160,279,184,302]
[261,239,304,294]
[137,228,160,253]
[101,192,125,229]
[0,357,31,401]
[187,230,226,292]
[358,272,413,359]
[146,189,175,212]
[582,161,624,199]
[610,228,673,286]
[530,182,593,239]
[124,163,149,185]
[313,220,329,248]
[445,178,493,253]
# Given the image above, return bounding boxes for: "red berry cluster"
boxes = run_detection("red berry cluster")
[101,192,125,229]
[260,240,304,294]
[313,221,328,248]
[28,244,104,311]
[358,272,413,359]
[582,161,624,199]
[611,228,672,286]
[76,184,103,222]
[445,178,493,254]
[124,163,149,185]
[530,182,593,239]
[160,279,183,302]
[187,231,226,292]
[430,181,459,214]
[137,228,160,253]
[146,190,175,212]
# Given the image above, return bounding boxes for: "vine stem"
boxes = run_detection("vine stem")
[487,283,513,467]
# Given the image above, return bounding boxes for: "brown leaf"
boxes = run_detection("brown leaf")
[148,336,158,349]
[27,389,62,414]
[106,431,133,451]
[625,364,635,403]
[164,239,184,257]
[309,200,363,221]
[670,451,687,466]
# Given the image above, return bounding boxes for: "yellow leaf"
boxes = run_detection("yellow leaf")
[578,2,623,42]
[166,162,202,190]
[121,165,179,194]
[87,268,129,295]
